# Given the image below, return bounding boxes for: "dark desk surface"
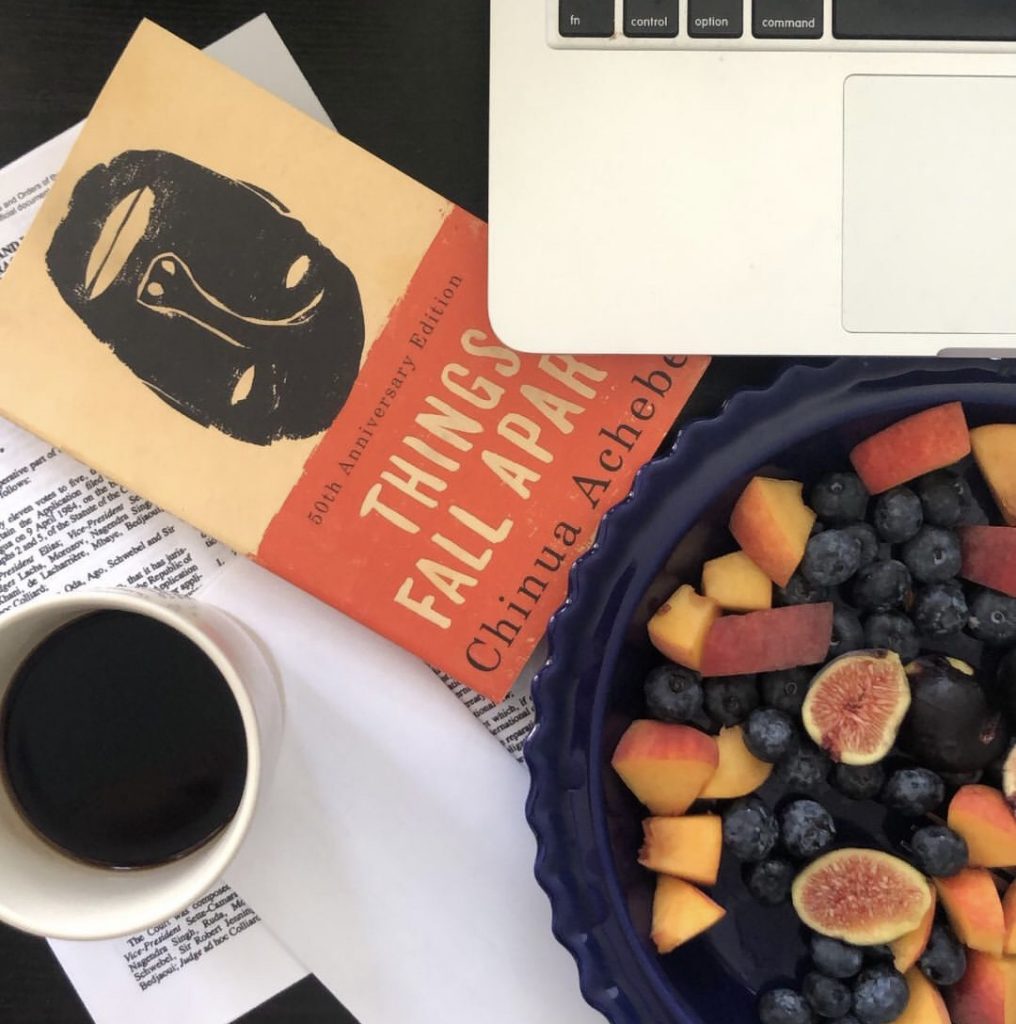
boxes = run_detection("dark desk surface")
[0,3,486,1020]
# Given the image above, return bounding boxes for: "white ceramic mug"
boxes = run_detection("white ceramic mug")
[0,587,283,940]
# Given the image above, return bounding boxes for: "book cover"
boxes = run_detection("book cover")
[0,22,708,700]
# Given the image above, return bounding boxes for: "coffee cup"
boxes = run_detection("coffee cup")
[0,587,282,940]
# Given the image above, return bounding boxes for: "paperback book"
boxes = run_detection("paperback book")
[0,22,708,699]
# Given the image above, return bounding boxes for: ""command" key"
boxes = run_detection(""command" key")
[754,0,823,39]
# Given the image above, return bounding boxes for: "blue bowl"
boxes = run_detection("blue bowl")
[524,357,1016,1024]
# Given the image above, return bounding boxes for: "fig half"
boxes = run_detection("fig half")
[792,848,932,945]
[802,650,910,764]
[899,655,1008,773]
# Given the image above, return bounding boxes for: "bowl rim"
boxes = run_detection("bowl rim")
[524,356,1016,1024]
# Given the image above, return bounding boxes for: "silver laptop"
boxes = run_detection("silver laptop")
[488,0,1016,356]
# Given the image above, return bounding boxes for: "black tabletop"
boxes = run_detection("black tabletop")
[0,4,490,1020]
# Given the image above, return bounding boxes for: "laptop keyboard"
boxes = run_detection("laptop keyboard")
[556,0,1016,47]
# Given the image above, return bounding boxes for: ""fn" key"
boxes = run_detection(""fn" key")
[560,0,615,37]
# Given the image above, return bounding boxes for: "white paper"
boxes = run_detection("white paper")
[0,15,326,1024]
[49,892,305,1024]
[204,559,602,1024]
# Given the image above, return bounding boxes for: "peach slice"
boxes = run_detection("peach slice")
[638,815,723,886]
[850,401,971,495]
[611,720,719,815]
[935,867,1006,956]
[896,967,950,1024]
[729,476,815,587]
[1003,881,1016,956]
[891,883,936,973]
[699,602,834,677]
[701,550,772,612]
[647,584,720,671]
[971,424,1016,526]
[946,950,1016,1024]
[948,784,1016,869]
[650,875,726,954]
[699,725,773,800]
[960,526,1016,597]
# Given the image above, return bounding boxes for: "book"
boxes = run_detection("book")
[0,21,708,701]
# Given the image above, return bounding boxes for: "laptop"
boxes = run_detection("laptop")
[488,0,1016,356]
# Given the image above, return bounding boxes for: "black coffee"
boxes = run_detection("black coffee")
[1,610,247,869]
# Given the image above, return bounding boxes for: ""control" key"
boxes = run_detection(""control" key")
[625,0,680,38]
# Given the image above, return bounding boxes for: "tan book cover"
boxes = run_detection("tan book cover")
[0,22,708,700]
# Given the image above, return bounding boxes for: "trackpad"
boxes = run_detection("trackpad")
[843,75,1016,335]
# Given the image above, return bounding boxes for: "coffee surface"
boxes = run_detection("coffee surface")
[1,609,247,868]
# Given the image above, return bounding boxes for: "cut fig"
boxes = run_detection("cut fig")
[801,650,910,764]
[792,848,933,945]
[898,655,1009,773]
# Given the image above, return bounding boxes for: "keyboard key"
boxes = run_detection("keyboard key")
[560,0,615,37]
[834,0,1016,41]
[754,0,823,38]
[625,0,680,38]
[689,0,743,37]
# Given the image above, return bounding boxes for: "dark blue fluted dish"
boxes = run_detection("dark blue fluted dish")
[524,357,1016,1024]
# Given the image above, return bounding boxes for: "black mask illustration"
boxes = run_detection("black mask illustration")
[46,150,365,445]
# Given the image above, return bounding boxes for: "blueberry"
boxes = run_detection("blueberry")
[918,924,967,986]
[863,946,895,965]
[968,589,1016,646]
[829,606,865,660]
[780,799,836,860]
[723,796,779,862]
[828,1018,860,1024]
[851,966,909,1024]
[914,470,971,528]
[881,768,945,817]
[747,857,796,905]
[779,572,833,607]
[959,492,991,526]
[864,612,919,661]
[704,674,760,726]
[643,664,703,723]
[803,972,852,1019]
[910,825,968,877]
[759,989,815,1024]
[842,523,880,570]
[901,526,962,584]
[802,530,863,588]
[810,473,870,525]
[687,708,721,736]
[761,667,813,716]
[852,560,912,614]
[745,708,797,763]
[939,768,984,788]
[912,581,968,638]
[775,744,831,794]
[832,762,885,801]
[873,487,924,544]
[811,935,864,979]
[998,649,1016,723]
